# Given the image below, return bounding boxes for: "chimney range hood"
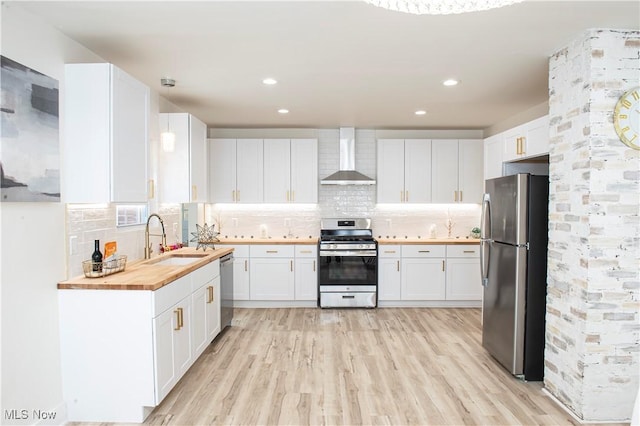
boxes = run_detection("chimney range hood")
[320,128,376,185]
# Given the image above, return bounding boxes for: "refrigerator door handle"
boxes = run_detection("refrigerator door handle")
[480,193,491,286]
[480,239,490,286]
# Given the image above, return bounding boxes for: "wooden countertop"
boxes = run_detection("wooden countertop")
[217,237,318,245]
[58,247,234,291]
[377,238,480,245]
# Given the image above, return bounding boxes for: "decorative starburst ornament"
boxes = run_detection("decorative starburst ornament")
[190,223,220,251]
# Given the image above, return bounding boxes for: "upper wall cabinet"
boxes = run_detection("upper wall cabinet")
[65,63,150,203]
[503,115,549,162]
[377,139,432,203]
[158,113,207,203]
[264,138,318,203]
[483,133,503,181]
[431,139,483,204]
[209,139,263,203]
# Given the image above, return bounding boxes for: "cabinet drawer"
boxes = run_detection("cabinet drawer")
[379,246,401,258]
[250,245,294,258]
[402,245,445,258]
[447,245,480,258]
[153,275,191,317]
[220,244,249,257]
[295,245,317,258]
[190,259,219,292]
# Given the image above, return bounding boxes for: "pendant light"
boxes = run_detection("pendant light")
[363,0,523,15]
[160,78,176,153]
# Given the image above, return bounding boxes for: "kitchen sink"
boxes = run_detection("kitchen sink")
[144,253,208,267]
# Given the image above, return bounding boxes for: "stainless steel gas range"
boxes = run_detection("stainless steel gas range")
[318,218,378,308]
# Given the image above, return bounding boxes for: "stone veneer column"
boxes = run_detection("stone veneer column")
[546,29,639,421]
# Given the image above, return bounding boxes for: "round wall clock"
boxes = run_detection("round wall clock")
[613,86,640,150]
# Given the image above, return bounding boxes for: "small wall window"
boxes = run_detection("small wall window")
[116,204,148,227]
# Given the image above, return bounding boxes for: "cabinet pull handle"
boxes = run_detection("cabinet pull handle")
[463,250,475,253]
[207,286,214,303]
[244,259,248,272]
[442,260,445,271]
[405,191,409,202]
[521,136,526,154]
[454,190,458,202]
[291,191,295,202]
[149,179,155,199]
[459,190,463,202]
[290,260,293,272]
[266,250,278,254]
[300,250,312,254]
[384,250,396,254]
[313,260,316,272]
[237,190,240,201]
[232,190,236,202]
[397,260,400,272]
[400,191,404,202]
[418,250,431,253]
[192,185,197,200]
[174,309,180,331]
[286,190,290,202]
[178,307,184,329]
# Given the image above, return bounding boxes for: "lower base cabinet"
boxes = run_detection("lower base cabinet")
[58,259,221,423]
[378,244,481,304]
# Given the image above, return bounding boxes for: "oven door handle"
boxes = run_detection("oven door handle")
[319,251,378,257]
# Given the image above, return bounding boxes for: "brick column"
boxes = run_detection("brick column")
[546,29,639,421]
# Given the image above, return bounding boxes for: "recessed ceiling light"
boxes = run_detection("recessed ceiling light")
[415,110,427,115]
[263,78,277,85]
[443,79,459,87]
[278,109,289,114]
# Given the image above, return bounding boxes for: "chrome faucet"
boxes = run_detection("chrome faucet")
[145,213,167,259]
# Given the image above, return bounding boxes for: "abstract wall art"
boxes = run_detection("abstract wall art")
[1,55,60,202]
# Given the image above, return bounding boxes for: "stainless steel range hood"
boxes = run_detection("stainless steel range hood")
[320,128,375,185]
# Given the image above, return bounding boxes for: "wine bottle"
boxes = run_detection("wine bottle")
[92,239,103,272]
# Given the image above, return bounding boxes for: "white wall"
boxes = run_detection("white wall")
[0,4,102,424]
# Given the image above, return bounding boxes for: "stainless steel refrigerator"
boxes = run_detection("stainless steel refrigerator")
[480,173,548,381]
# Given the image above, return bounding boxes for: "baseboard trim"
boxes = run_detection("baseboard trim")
[541,387,629,424]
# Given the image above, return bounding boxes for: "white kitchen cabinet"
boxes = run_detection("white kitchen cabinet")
[249,245,295,300]
[64,63,149,203]
[401,245,446,300]
[290,139,318,203]
[378,246,401,300]
[294,245,317,300]
[191,276,220,358]
[377,139,431,203]
[58,256,225,423]
[205,277,221,342]
[209,138,263,203]
[263,138,318,203]
[431,139,483,203]
[225,245,250,301]
[503,115,549,162]
[158,113,207,203]
[484,133,504,181]
[209,138,236,203]
[445,245,482,301]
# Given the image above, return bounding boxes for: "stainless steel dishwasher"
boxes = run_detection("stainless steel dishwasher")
[220,253,234,328]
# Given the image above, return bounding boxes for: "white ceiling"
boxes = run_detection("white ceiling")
[12,0,640,130]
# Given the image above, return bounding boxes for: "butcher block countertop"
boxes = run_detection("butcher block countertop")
[377,237,480,245]
[217,237,318,245]
[58,247,233,291]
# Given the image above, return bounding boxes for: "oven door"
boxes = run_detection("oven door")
[318,250,378,287]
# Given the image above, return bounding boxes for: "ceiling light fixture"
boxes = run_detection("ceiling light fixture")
[415,110,427,115]
[160,78,176,153]
[363,0,523,15]
[278,109,289,114]
[443,79,459,86]
[263,78,278,85]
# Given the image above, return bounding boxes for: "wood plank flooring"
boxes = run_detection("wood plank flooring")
[85,308,614,425]
[147,308,584,426]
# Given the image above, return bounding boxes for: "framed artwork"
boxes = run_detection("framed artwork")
[1,55,60,202]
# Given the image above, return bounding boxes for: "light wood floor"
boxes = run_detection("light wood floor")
[126,307,599,426]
